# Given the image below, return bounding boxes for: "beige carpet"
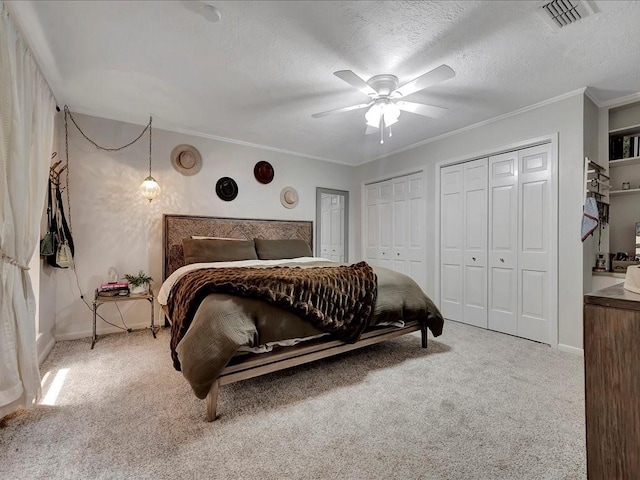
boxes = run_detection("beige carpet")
[0,320,585,480]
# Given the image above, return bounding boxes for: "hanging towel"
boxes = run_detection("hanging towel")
[581,197,599,242]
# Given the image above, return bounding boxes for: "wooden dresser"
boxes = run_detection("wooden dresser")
[584,284,640,479]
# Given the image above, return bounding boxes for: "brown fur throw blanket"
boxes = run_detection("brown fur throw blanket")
[167,261,377,370]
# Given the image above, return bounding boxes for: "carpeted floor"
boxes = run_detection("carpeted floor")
[0,320,585,480]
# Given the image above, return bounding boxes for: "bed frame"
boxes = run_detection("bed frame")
[162,214,428,421]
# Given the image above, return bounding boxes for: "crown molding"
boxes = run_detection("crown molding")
[358,87,588,166]
[65,106,353,166]
[598,91,640,109]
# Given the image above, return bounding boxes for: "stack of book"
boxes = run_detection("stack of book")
[610,135,640,160]
[98,281,130,297]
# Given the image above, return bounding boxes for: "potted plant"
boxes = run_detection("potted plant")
[125,270,153,295]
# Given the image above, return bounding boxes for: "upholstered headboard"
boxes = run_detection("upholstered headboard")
[162,214,313,279]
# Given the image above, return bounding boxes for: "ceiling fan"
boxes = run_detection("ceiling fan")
[311,65,455,144]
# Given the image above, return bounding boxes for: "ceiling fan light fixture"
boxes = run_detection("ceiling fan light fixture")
[365,101,401,129]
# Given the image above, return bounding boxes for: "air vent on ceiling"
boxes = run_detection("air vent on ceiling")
[539,0,596,29]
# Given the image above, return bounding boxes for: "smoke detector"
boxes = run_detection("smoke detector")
[539,0,597,29]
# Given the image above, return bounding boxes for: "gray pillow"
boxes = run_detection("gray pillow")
[254,238,313,260]
[182,238,257,265]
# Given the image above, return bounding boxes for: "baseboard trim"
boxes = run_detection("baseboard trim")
[55,321,154,342]
[558,343,584,356]
[38,336,56,365]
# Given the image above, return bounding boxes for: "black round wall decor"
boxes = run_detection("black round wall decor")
[215,177,238,201]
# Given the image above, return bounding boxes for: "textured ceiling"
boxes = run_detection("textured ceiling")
[7,0,640,165]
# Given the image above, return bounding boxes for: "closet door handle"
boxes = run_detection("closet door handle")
[500,258,504,263]
[397,252,400,256]
[472,257,476,261]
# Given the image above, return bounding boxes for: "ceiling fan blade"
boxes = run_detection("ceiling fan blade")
[365,125,378,135]
[392,65,455,98]
[397,101,448,119]
[311,102,372,118]
[334,70,377,97]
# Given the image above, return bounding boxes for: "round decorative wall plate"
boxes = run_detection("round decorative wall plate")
[216,177,238,201]
[280,186,299,209]
[170,144,202,176]
[254,161,274,184]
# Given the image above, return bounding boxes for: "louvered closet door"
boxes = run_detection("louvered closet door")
[440,164,464,322]
[518,144,552,343]
[463,158,488,328]
[488,151,518,335]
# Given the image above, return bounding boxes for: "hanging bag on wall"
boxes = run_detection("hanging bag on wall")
[46,180,74,269]
[39,179,55,256]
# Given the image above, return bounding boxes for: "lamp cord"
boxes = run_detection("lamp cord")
[63,105,151,153]
[148,117,153,177]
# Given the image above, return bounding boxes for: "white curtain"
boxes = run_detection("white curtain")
[0,3,56,418]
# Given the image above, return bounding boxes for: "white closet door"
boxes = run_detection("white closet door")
[488,152,519,335]
[377,180,393,268]
[463,158,488,328]
[518,144,552,343]
[406,173,427,291]
[440,164,464,322]
[391,177,410,276]
[365,185,379,266]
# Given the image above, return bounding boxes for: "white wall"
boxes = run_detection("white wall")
[582,96,600,294]
[46,113,356,339]
[353,93,585,350]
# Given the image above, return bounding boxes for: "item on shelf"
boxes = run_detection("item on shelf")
[612,260,640,272]
[622,182,631,190]
[107,266,119,283]
[98,280,130,297]
[97,289,130,297]
[124,271,153,295]
[594,252,611,272]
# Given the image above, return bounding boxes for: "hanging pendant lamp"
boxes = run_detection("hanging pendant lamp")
[139,117,160,202]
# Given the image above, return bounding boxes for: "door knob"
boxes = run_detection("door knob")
[472,257,476,261]
[382,252,386,255]
[500,258,504,263]
[397,252,400,256]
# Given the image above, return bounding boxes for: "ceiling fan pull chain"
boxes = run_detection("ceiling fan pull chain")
[380,116,384,144]
[389,126,393,138]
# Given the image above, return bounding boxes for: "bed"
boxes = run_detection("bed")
[159,214,444,421]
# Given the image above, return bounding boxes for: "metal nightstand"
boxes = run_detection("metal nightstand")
[91,290,157,349]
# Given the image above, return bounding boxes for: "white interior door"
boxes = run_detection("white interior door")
[463,158,488,328]
[488,151,518,335]
[517,144,552,343]
[440,164,464,322]
[320,193,345,262]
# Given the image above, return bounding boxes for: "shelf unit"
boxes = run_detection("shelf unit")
[607,101,640,258]
[610,188,640,196]
[609,156,640,169]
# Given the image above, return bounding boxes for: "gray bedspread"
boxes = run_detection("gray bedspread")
[175,263,443,398]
